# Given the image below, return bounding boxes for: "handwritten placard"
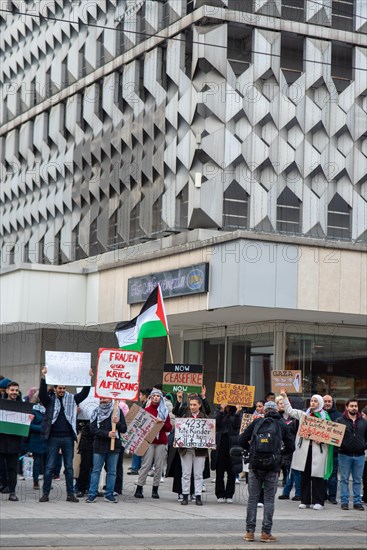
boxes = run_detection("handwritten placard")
[173,418,216,449]
[162,363,203,394]
[120,404,163,456]
[271,370,302,393]
[95,348,142,400]
[240,413,253,434]
[298,415,346,447]
[45,351,91,386]
[214,382,255,407]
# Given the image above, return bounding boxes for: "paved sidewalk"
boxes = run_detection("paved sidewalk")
[0,460,366,549]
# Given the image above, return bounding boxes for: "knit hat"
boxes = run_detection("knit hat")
[264,401,278,412]
[0,378,12,389]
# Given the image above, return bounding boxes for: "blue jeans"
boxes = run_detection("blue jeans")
[131,453,142,471]
[282,468,301,497]
[339,454,365,505]
[246,469,279,535]
[43,436,74,495]
[88,452,119,499]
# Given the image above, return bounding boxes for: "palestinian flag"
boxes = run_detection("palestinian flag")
[0,399,34,437]
[115,285,168,351]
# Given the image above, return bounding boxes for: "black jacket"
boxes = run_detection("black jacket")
[90,413,127,454]
[338,413,367,456]
[239,411,295,472]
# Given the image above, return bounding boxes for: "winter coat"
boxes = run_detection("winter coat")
[283,397,330,478]
[28,407,47,454]
[90,413,127,454]
[211,408,241,470]
[144,401,172,445]
[338,412,367,456]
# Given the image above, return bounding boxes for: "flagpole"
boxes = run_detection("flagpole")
[167,333,174,363]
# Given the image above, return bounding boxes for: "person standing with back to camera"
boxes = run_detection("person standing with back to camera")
[280,389,333,510]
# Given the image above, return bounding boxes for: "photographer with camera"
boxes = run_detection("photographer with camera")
[239,401,294,543]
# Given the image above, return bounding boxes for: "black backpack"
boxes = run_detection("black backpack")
[249,417,282,471]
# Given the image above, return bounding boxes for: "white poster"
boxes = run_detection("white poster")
[45,351,91,386]
[77,388,99,420]
[173,418,216,449]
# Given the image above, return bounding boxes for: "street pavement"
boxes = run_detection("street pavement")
[0,459,366,550]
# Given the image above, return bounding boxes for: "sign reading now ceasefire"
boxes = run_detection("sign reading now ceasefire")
[298,415,346,447]
[162,363,203,393]
[214,382,255,407]
[271,370,302,393]
[174,418,216,449]
[95,348,142,400]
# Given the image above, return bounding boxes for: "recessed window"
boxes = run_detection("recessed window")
[281,33,304,84]
[227,23,252,77]
[282,0,304,23]
[129,204,145,243]
[327,193,351,239]
[331,43,353,93]
[332,0,354,32]
[223,181,249,229]
[276,187,301,234]
[175,184,188,230]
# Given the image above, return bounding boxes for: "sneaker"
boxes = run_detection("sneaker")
[353,504,364,511]
[76,490,86,498]
[257,502,264,507]
[291,495,301,501]
[278,494,289,500]
[341,503,349,510]
[328,498,338,504]
[53,476,61,481]
[217,497,226,503]
[226,498,233,503]
[66,494,79,503]
[104,495,118,503]
[127,469,139,475]
[260,532,277,543]
[211,478,216,483]
[299,503,310,509]
[160,476,165,483]
[313,504,324,510]
[33,483,40,490]
[8,493,18,502]
[202,484,206,492]
[235,479,240,484]
[85,496,97,503]
[177,494,183,501]
[39,494,49,502]
[244,531,255,542]
[191,494,196,501]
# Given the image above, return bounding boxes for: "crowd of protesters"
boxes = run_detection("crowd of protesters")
[1,372,366,540]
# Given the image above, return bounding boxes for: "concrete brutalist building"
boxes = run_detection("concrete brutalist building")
[0,1,366,407]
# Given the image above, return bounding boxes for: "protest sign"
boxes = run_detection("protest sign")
[95,348,142,400]
[120,404,163,456]
[271,370,302,393]
[240,413,253,434]
[214,382,255,407]
[173,418,216,449]
[0,400,34,437]
[77,387,99,420]
[162,363,203,393]
[298,415,346,447]
[45,351,91,386]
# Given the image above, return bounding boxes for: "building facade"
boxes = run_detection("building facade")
[0,1,366,406]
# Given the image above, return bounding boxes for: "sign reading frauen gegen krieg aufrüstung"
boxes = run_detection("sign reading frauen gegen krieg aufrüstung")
[173,418,216,449]
[95,348,142,400]
[162,363,203,393]
[127,263,209,304]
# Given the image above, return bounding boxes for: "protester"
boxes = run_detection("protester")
[28,388,47,490]
[38,366,93,503]
[275,395,301,501]
[280,390,333,510]
[85,398,127,503]
[134,389,172,499]
[213,404,241,502]
[265,393,276,402]
[239,401,294,542]
[173,385,211,417]
[322,395,342,504]
[253,401,265,418]
[0,381,29,501]
[361,406,367,504]
[114,400,129,495]
[337,398,367,511]
[127,388,151,475]
[75,418,94,498]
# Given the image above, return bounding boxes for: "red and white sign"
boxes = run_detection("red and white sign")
[95,348,142,400]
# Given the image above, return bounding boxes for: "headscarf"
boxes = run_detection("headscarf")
[305,394,333,480]
[90,400,120,428]
[306,394,325,418]
[149,388,168,421]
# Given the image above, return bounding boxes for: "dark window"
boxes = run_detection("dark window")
[327,193,351,239]
[130,204,145,243]
[176,184,189,230]
[332,0,354,32]
[281,33,304,84]
[108,210,126,251]
[331,42,353,93]
[227,23,252,77]
[276,187,301,234]
[282,0,304,23]
[223,181,249,229]
[152,196,167,236]
[185,29,193,77]
[97,32,105,67]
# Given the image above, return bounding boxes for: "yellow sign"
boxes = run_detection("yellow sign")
[214,382,255,407]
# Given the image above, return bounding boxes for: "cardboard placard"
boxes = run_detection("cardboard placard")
[120,403,163,456]
[76,387,99,420]
[95,348,142,400]
[240,413,253,434]
[162,363,203,393]
[214,382,255,407]
[298,415,346,447]
[173,417,216,449]
[45,351,91,386]
[271,370,302,393]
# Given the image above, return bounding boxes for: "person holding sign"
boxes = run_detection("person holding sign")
[38,367,93,503]
[280,389,333,511]
[85,397,127,503]
[134,389,172,500]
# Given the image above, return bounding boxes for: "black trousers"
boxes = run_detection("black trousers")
[301,446,325,505]
[77,448,93,492]
[0,453,18,493]
[215,436,236,499]
[114,449,124,494]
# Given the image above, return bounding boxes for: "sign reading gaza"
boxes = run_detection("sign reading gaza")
[162,363,203,393]
[95,348,142,401]
[127,263,209,304]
